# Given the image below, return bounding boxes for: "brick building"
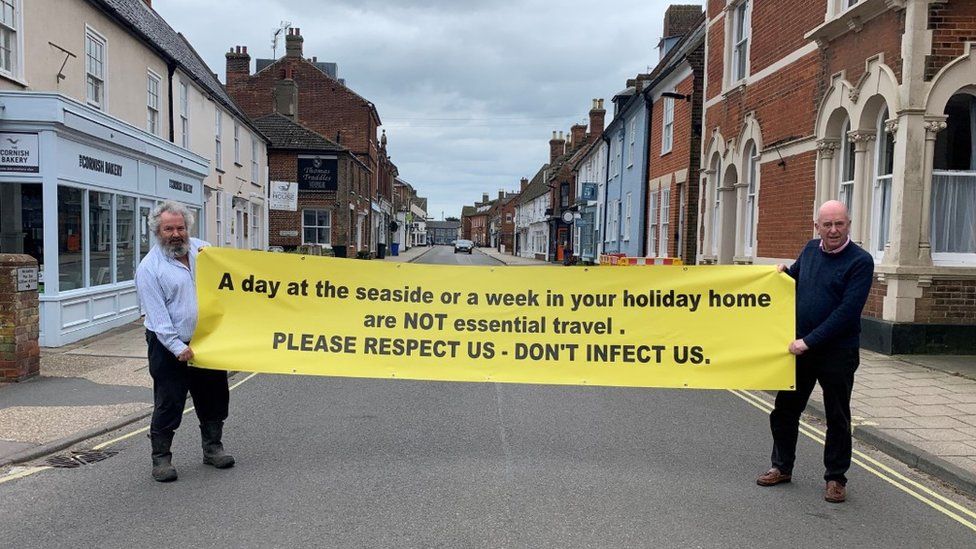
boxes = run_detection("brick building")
[700,0,976,353]
[254,113,370,256]
[225,27,388,256]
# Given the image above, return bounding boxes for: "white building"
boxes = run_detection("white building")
[514,164,550,260]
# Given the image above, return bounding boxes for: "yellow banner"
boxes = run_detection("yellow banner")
[192,248,796,390]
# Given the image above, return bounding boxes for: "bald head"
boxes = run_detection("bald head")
[815,200,851,252]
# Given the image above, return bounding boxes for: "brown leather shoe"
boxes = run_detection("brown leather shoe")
[756,467,792,486]
[824,480,846,503]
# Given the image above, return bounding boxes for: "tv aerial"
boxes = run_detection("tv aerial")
[272,21,293,58]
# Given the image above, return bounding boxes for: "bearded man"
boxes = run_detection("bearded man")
[135,201,234,482]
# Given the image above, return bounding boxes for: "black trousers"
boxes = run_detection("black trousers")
[769,346,859,484]
[146,330,229,438]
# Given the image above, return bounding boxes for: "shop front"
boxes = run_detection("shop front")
[0,92,209,346]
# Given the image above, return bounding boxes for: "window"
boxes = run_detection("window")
[745,143,758,255]
[623,192,632,240]
[731,1,750,82]
[215,191,223,245]
[303,209,331,245]
[89,191,112,286]
[85,29,106,109]
[662,96,675,154]
[931,93,976,258]
[615,133,623,176]
[872,109,894,257]
[251,137,259,182]
[250,203,262,250]
[0,183,43,284]
[180,81,189,148]
[628,119,636,168]
[116,195,135,282]
[215,109,222,170]
[711,156,722,255]
[0,0,19,77]
[147,71,160,135]
[234,123,241,164]
[659,187,670,257]
[560,182,569,208]
[839,120,855,210]
[609,138,617,177]
[648,190,658,254]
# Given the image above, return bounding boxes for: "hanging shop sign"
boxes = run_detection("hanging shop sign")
[297,156,338,191]
[0,133,39,173]
[269,181,298,211]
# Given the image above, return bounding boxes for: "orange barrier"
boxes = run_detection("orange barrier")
[599,254,683,266]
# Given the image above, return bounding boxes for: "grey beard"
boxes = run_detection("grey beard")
[158,237,189,259]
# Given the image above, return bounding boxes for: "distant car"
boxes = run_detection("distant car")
[454,239,474,254]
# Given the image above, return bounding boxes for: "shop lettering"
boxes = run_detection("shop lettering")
[1,149,30,163]
[168,179,193,193]
[78,154,123,177]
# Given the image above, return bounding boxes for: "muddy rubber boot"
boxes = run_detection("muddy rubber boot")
[150,433,178,482]
[200,421,235,469]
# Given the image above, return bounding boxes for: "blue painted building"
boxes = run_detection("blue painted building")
[602,78,651,256]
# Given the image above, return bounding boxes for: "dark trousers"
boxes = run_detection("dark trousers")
[147,330,229,438]
[769,347,859,484]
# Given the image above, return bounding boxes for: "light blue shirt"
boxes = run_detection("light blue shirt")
[135,237,209,356]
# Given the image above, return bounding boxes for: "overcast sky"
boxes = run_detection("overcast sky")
[154,0,700,219]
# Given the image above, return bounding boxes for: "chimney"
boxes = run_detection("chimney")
[273,67,298,118]
[663,5,703,40]
[520,177,529,191]
[482,192,489,204]
[570,123,586,147]
[589,98,606,135]
[498,190,504,200]
[285,27,304,58]
[225,46,251,86]
[549,130,566,163]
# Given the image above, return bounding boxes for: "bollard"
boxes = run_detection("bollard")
[0,254,40,382]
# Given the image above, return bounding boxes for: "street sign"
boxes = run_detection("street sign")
[580,182,597,201]
[17,266,38,291]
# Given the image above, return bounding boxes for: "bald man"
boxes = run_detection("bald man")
[757,200,874,503]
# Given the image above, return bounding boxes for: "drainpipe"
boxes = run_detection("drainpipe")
[167,60,176,143]
[640,91,653,258]
[600,132,611,255]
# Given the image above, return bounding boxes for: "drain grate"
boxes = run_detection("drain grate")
[45,449,118,468]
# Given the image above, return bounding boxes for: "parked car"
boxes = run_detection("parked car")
[454,239,474,254]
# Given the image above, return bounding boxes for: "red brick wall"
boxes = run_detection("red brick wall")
[926,1,976,80]
[864,280,886,319]
[750,0,826,75]
[755,150,817,259]
[915,280,976,324]
[827,10,905,84]
[706,19,725,102]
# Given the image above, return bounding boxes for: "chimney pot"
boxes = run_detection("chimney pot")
[498,190,504,200]
[520,177,529,191]
[285,27,304,58]
[482,193,489,204]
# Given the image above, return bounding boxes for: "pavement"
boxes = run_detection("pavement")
[3,246,976,500]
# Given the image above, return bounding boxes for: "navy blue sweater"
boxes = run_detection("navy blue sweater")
[786,239,874,350]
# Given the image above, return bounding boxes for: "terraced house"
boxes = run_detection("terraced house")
[0,0,267,346]
[699,0,976,353]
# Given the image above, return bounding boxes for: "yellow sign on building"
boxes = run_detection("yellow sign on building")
[192,248,796,390]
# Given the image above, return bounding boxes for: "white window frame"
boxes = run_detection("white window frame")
[215,108,223,170]
[615,133,623,176]
[730,0,751,84]
[659,187,670,257]
[85,27,107,110]
[180,81,189,148]
[628,119,636,168]
[302,209,332,246]
[711,156,722,256]
[648,190,658,254]
[839,120,854,211]
[931,93,976,265]
[872,109,893,260]
[251,136,259,182]
[250,202,262,250]
[662,96,675,154]
[623,192,632,241]
[147,70,161,135]
[745,143,759,256]
[234,123,241,165]
[0,0,23,80]
[215,191,223,245]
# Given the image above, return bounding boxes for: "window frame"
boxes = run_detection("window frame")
[179,81,189,148]
[838,119,855,210]
[234,122,241,165]
[871,108,894,260]
[744,143,759,256]
[251,136,259,182]
[659,187,670,257]
[623,192,632,241]
[214,108,223,170]
[0,0,23,81]
[85,26,107,110]
[302,209,332,246]
[146,70,161,135]
[730,0,751,84]
[628,118,636,168]
[647,190,657,253]
[661,95,675,154]
[711,156,722,256]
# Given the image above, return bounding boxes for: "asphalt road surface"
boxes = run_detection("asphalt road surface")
[2,251,975,548]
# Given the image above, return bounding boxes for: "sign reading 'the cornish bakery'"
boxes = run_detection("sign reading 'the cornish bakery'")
[79,154,123,177]
[297,156,338,191]
[0,133,39,173]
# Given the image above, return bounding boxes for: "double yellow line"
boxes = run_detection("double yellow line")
[729,389,976,533]
[0,373,259,486]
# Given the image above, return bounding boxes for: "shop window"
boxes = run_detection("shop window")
[188,206,200,239]
[116,195,135,282]
[147,71,160,135]
[0,182,42,287]
[139,202,152,264]
[932,93,976,258]
[0,0,20,78]
[659,187,670,257]
[89,191,112,286]
[303,209,331,245]
[85,28,106,109]
[872,108,894,257]
[58,186,83,291]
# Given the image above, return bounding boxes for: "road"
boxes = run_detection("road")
[1,250,975,548]
[414,244,504,265]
